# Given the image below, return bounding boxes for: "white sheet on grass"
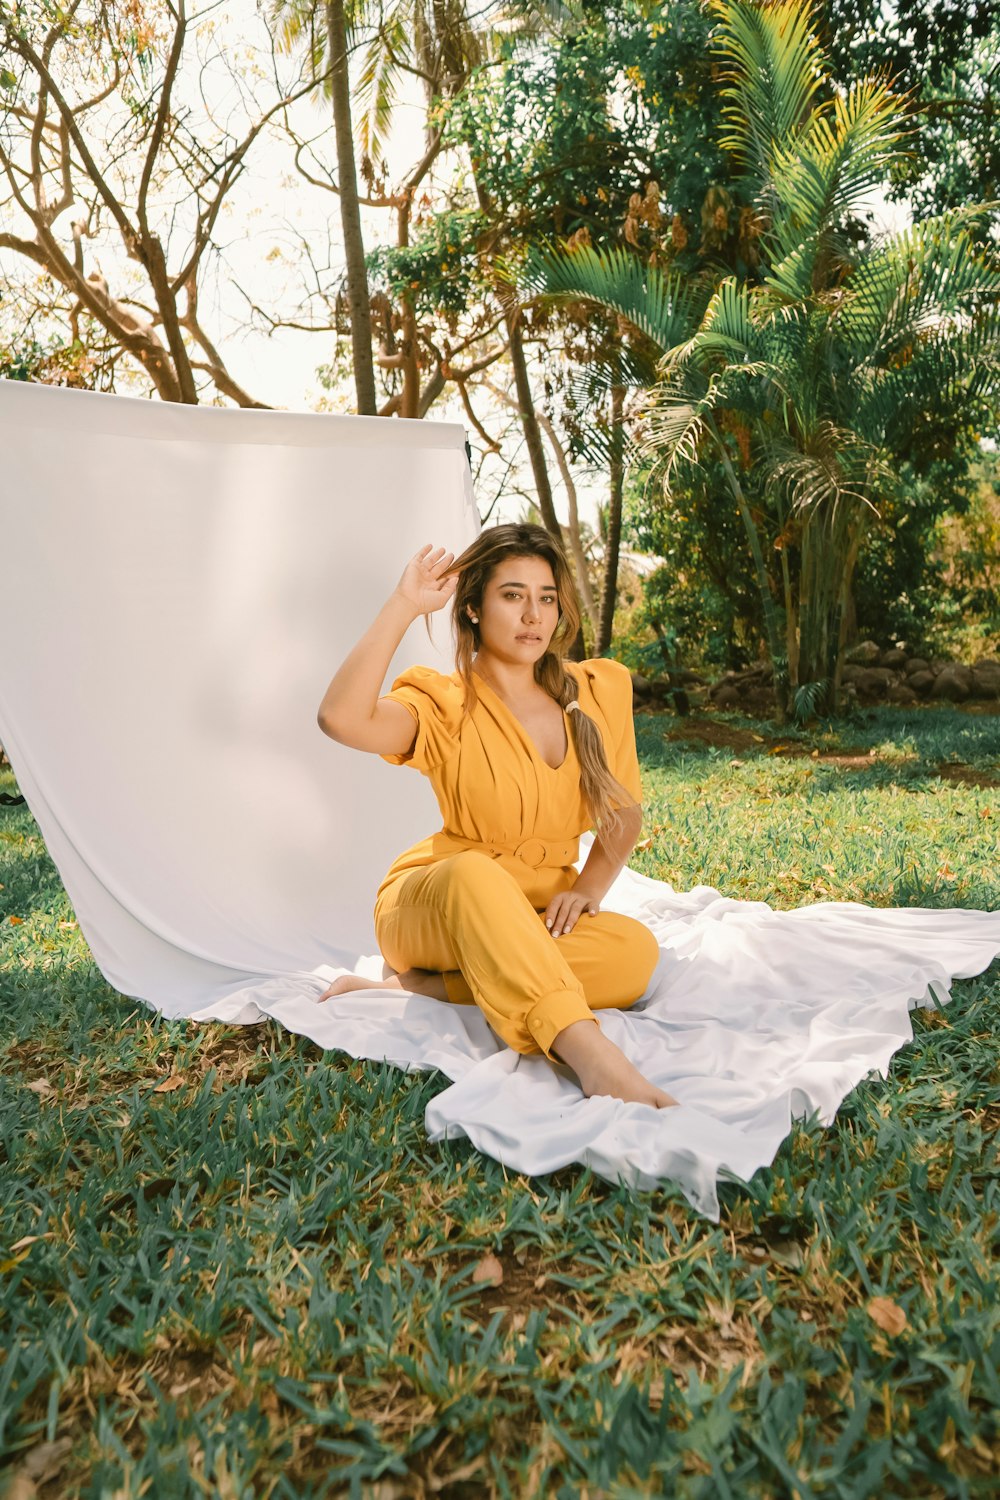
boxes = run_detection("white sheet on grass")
[2,379,998,1219]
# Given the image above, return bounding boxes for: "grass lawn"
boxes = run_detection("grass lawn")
[2,704,998,1498]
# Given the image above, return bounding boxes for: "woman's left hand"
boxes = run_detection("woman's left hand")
[543,890,600,938]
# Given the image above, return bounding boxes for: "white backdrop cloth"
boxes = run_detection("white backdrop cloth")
[2,380,998,1219]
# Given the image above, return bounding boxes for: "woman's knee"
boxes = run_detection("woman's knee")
[636,921,662,990]
[612,916,661,1000]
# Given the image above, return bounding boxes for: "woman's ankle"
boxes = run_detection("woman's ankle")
[398,967,449,1002]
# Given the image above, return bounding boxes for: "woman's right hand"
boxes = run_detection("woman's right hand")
[395,544,459,616]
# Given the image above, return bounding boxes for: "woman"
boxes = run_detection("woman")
[316,524,677,1109]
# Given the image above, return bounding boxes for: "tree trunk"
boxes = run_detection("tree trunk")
[797,503,866,715]
[396,192,421,419]
[534,408,598,635]
[326,0,377,416]
[596,384,625,656]
[505,311,560,536]
[708,416,788,720]
[506,311,585,657]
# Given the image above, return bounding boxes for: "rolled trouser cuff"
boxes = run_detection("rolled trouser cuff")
[523,989,598,1059]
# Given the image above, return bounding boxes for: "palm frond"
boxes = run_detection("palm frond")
[792,678,830,722]
[836,209,1000,364]
[766,77,906,267]
[762,420,889,515]
[355,21,407,161]
[519,244,704,354]
[711,0,825,178]
[666,276,762,369]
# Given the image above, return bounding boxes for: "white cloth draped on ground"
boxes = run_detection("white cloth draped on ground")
[2,379,998,1220]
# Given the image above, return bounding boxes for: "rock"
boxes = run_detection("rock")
[630,673,653,696]
[881,648,908,668]
[907,670,935,696]
[905,658,930,676]
[840,663,863,683]
[971,661,1000,699]
[930,664,972,701]
[855,667,895,698]
[846,640,881,666]
[888,682,918,705]
[929,659,950,676]
[680,670,709,686]
[714,684,740,708]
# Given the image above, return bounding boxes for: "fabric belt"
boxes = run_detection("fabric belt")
[441,832,580,869]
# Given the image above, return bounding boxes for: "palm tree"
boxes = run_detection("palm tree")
[520,0,1000,714]
[267,0,378,413]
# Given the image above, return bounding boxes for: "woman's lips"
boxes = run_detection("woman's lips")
[516,634,542,642]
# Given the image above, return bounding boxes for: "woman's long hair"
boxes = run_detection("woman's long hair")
[447,523,639,839]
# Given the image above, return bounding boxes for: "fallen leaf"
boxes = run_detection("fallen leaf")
[768,1241,806,1270]
[152,1075,186,1094]
[767,745,789,755]
[8,915,23,925]
[22,1438,73,1484]
[169,1377,203,1398]
[9,1235,51,1253]
[472,1253,504,1287]
[0,1255,31,1273]
[867,1296,907,1336]
[635,838,653,852]
[25,1078,55,1097]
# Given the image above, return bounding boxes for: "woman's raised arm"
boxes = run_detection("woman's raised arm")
[316,545,458,757]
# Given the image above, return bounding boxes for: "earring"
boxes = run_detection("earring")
[469,615,479,624]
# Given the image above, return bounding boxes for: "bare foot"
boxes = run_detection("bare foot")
[317,966,450,1003]
[552,1019,678,1108]
[317,972,404,1003]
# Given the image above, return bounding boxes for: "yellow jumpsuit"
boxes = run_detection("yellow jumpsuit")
[374,656,660,1058]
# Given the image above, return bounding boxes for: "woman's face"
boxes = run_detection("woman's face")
[473,554,560,663]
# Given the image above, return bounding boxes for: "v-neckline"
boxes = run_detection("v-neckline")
[471,667,575,773]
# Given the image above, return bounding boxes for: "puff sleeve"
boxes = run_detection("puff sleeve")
[378,664,465,773]
[581,657,643,807]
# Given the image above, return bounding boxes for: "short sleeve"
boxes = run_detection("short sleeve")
[578,657,643,807]
[378,664,465,773]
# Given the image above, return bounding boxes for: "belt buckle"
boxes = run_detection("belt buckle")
[515,837,547,868]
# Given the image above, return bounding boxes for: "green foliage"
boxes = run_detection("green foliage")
[396,0,746,327]
[853,448,1000,655]
[368,210,486,319]
[2,711,999,1493]
[445,1,734,253]
[0,343,44,382]
[523,0,1000,712]
[0,336,99,389]
[624,459,764,669]
[820,0,1000,231]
